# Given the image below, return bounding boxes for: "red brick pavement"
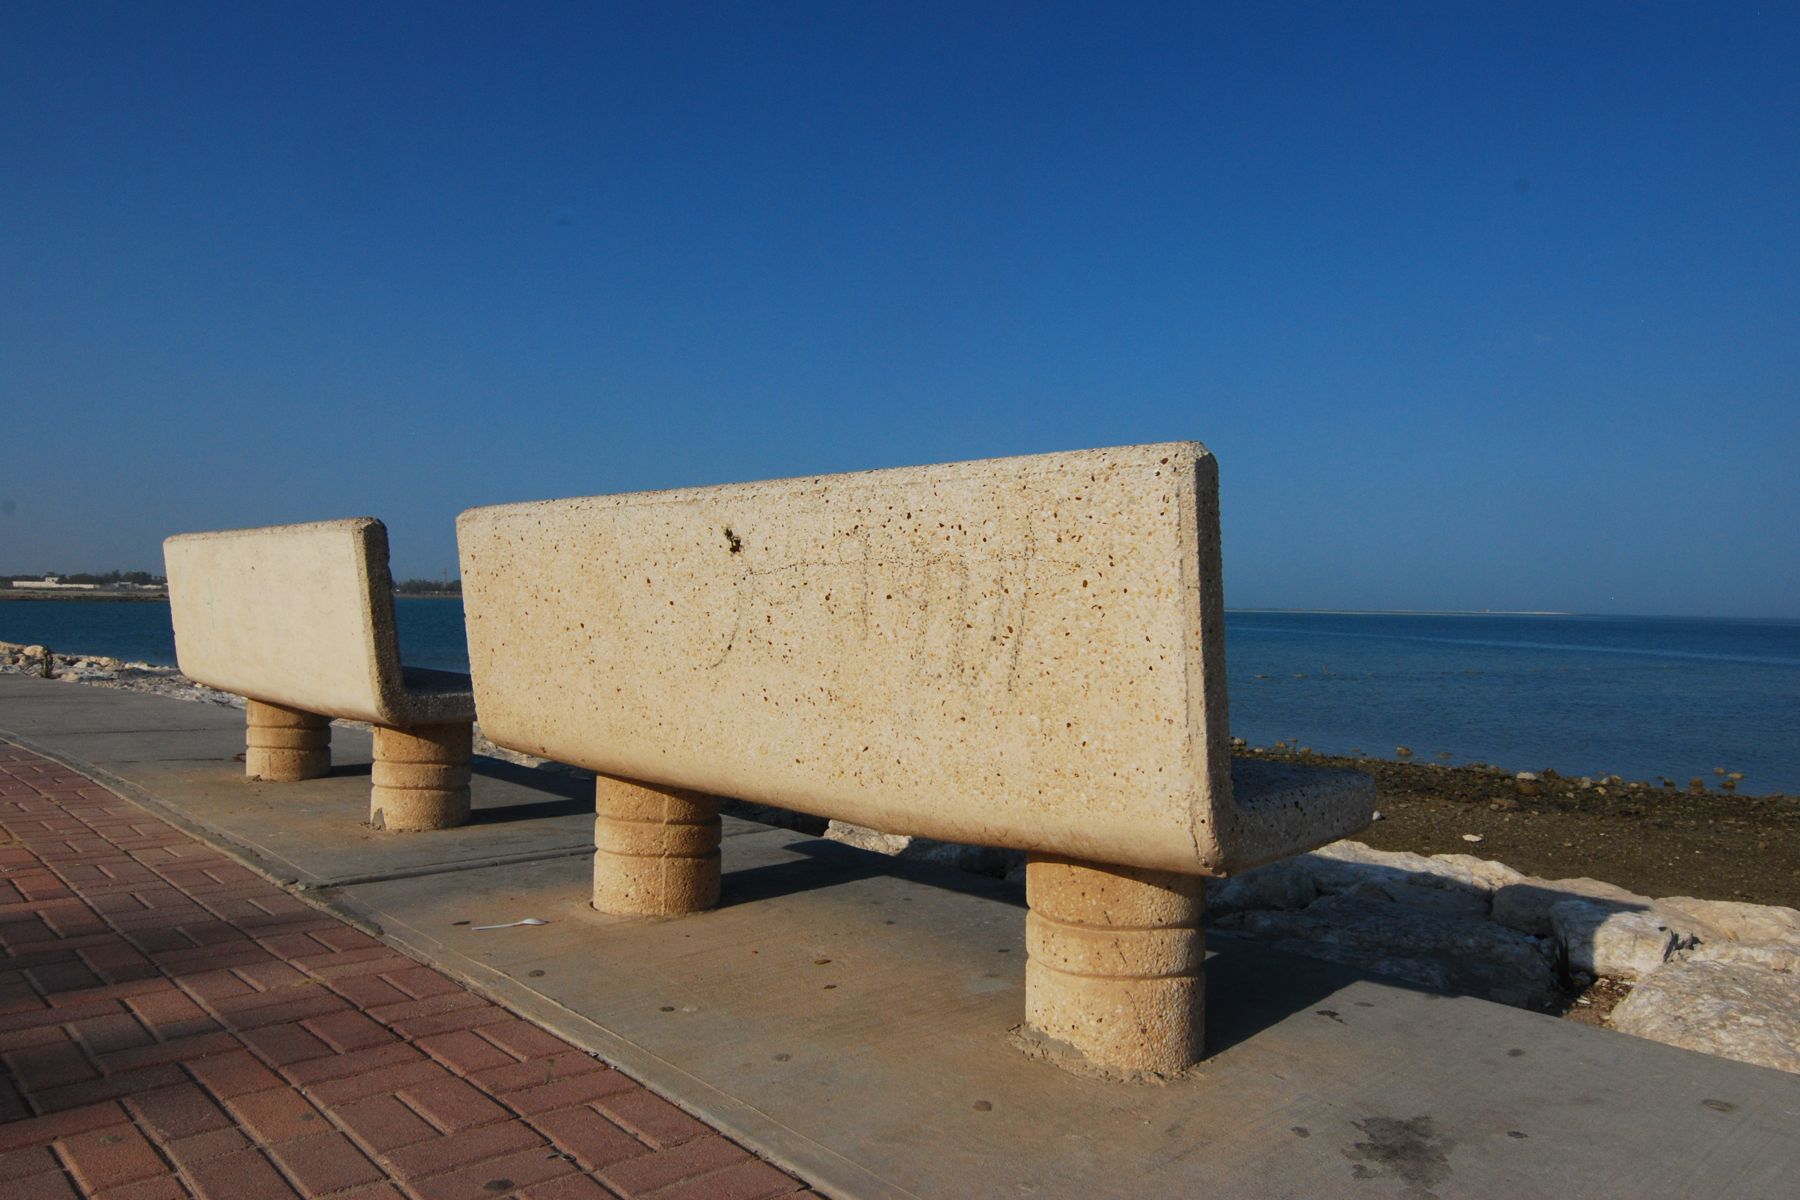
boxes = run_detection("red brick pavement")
[0,741,819,1200]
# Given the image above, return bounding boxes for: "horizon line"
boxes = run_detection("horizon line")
[1224,607,1800,622]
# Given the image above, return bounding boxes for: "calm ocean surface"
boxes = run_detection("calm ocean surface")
[5,600,1797,793]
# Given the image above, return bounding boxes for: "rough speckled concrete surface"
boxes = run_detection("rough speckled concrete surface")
[458,443,1371,876]
[243,699,331,782]
[594,774,723,915]
[370,721,473,831]
[1023,854,1206,1076]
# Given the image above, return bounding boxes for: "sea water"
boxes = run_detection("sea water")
[1225,611,1800,794]
[5,600,1797,793]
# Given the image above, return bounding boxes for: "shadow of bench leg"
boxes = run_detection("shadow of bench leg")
[370,723,473,831]
[1024,854,1205,1076]
[593,775,721,916]
[244,700,331,781]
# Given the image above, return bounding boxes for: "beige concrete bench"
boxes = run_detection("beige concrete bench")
[164,518,477,832]
[456,443,1374,1076]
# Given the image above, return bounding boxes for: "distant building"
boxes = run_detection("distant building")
[12,576,99,590]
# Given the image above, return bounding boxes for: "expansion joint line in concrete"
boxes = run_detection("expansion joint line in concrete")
[305,844,596,890]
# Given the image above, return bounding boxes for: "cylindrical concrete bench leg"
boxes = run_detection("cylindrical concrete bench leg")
[1024,854,1205,1076]
[593,775,721,916]
[370,723,473,832]
[244,700,331,782]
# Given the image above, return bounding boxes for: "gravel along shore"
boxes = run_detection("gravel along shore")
[1238,745,1798,910]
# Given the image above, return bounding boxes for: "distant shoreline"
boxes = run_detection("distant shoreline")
[0,590,464,603]
[1228,607,1573,617]
[0,590,168,603]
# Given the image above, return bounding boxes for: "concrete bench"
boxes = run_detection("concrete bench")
[163,518,477,832]
[456,443,1374,1076]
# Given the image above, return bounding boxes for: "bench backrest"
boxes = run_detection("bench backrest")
[458,443,1360,874]
[164,518,409,725]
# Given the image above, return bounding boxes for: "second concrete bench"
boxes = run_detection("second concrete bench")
[456,443,1375,1076]
[164,518,477,832]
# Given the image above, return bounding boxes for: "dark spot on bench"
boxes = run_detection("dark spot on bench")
[724,527,744,554]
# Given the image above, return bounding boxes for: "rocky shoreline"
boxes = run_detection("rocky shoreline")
[5,640,1796,1075]
[1242,744,1800,910]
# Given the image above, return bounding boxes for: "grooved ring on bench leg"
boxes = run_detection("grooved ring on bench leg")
[369,722,473,832]
[1023,853,1205,1076]
[244,700,331,782]
[593,775,721,916]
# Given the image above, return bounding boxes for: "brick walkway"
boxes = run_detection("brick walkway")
[0,741,817,1200]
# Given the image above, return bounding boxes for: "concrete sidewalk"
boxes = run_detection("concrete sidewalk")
[4,676,1800,1199]
[0,739,814,1200]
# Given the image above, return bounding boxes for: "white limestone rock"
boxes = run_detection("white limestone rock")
[1232,893,1559,1009]
[1431,853,1530,892]
[1686,939,1800,974]
[1550,901,1683,981]
[824,820,913,856]
[1210,842,1526,921]
[1654,897,1800,947]
[1306,841,1492,909]
[1610,960,1800,1074]
[1205,856,1316,916]
[1491,876,1652,936]
[1310,841,1481,891]
[1341,878,1490,918]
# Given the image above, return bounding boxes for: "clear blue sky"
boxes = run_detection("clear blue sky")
[4,3,1795,617]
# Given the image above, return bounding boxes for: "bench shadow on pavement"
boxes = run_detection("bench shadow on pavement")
[448,755,1463,1060]
[465,756,595,824]
[713,834,1404,1058]
[719,836,943,906]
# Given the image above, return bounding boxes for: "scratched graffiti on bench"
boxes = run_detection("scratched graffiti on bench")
[699,519,1079,691]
